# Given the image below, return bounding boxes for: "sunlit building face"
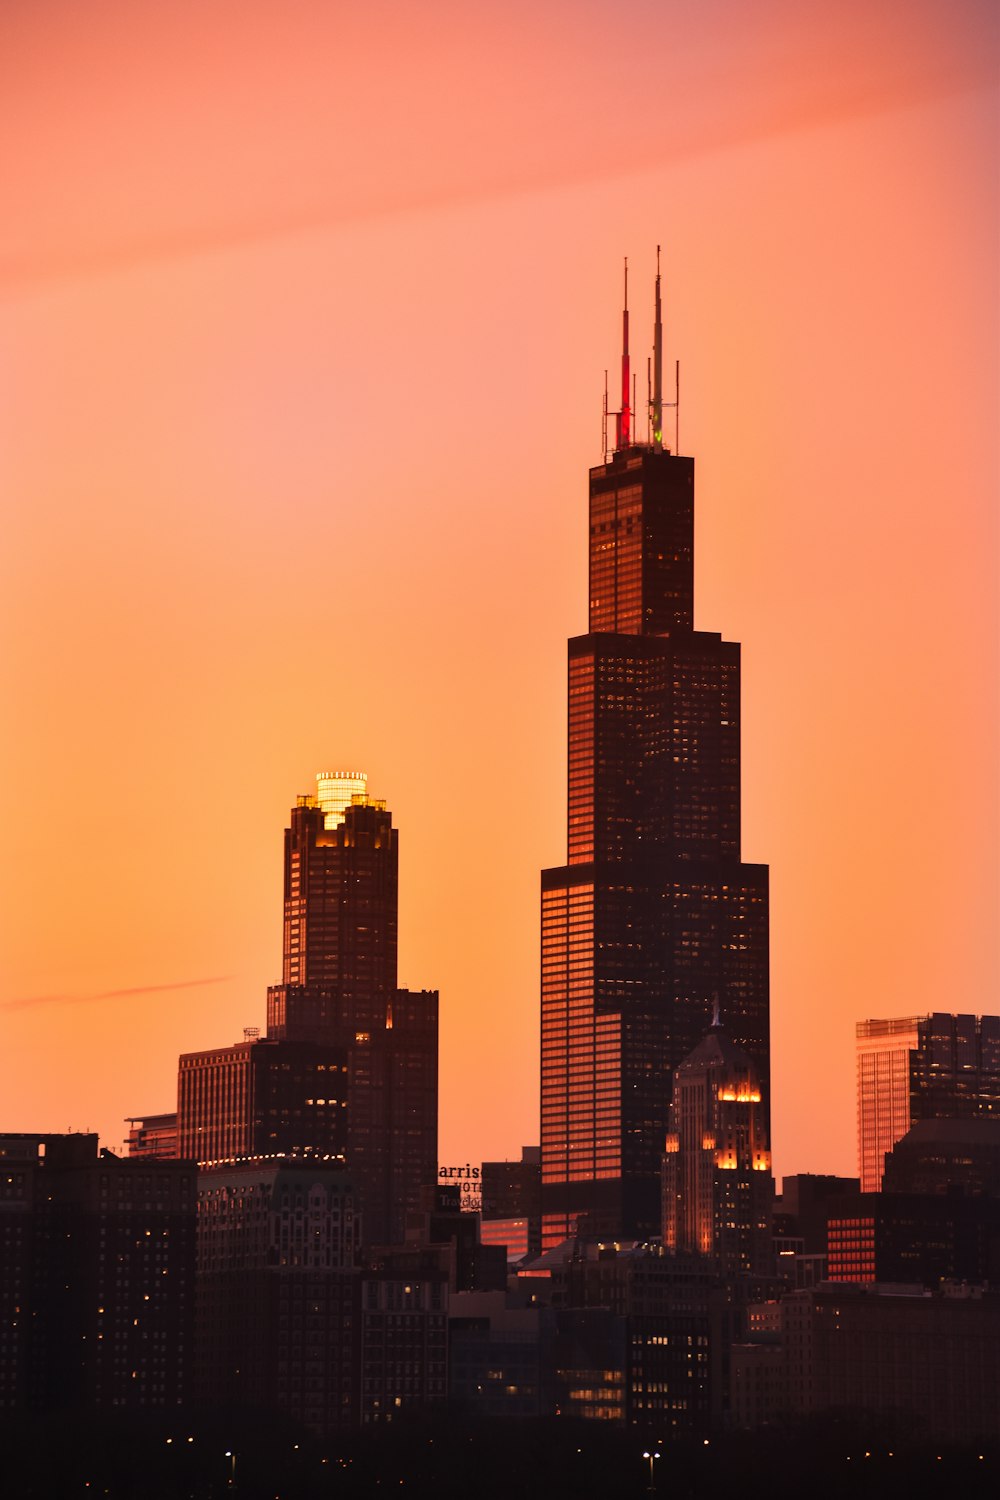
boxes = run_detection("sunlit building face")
[541,289,770,1248]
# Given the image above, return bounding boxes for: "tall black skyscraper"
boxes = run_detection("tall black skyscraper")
[540,261,770,1246]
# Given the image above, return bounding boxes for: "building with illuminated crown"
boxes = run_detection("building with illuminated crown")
[540,260,770,1246]
[662,1021,773,1276]
[176,773,437,1246]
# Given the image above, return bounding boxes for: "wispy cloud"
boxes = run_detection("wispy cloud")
[2,976,232,1012]
[2,0,991,294]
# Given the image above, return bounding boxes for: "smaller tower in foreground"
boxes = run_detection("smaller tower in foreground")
[663,1020,773,1276]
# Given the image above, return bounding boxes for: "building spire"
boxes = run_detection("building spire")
[652,245,663,450]
[617,257,631,450]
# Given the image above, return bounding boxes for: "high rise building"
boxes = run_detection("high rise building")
[540,262,770,1245]
[662,1022,773,1277]
[855,1015,921,1193]
[176,774,437,1245]
[0,1133,195,1413]
[275,780,397,1018]
[856,1012,1000,1191]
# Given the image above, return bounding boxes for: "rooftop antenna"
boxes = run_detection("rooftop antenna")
[616,258,631,450]
[711,993,722,1029]
[602,369,609,461]
[652,245,663,450]
[675,358,680,454]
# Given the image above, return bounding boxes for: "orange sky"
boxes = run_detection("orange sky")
[1,0,997,1183]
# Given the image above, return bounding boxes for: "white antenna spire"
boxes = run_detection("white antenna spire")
[652,245,663,450]
[616,258,631,450]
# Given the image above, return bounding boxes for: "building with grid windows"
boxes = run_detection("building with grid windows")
[856,1012,1000,1191]
[0,1132,195,1413]
[174,775,438,1247]
[540,266,769,1246]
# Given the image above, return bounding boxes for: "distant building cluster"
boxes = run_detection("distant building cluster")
[4,268,999,1446]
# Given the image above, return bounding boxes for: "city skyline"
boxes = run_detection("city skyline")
[1,1,997,1183]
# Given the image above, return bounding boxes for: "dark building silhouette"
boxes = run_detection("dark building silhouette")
[195,1157,360,1436]
[662,1022,773,1277]
[359,1269,449,1426]
[774,1173,860,1253]
[0,1133,195,1414]
[364,1184,506,1297]
[480,1145,542,1262]
[553,1246,718,1434]
[448,1291,547,1418]
[824,1187,1000,1287]
[732,1283,1000,1442]
[541,264,769,1246]
[772,1172,860,1285]
[856,1011,1000,1190]
[175,774,437,1246]
[464,1241,720,1434]
[882,1117,1000,1197]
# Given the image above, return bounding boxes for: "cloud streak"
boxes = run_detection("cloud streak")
[2,0,993,293]
[2,976,232,1012]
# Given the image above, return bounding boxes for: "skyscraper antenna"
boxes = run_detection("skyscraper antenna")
[619,257,631,449]
[602,369,609,461]
[652,245,663,450]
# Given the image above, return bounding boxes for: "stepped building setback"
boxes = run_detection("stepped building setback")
[175,773,438,1246]
[540,258,770,1246]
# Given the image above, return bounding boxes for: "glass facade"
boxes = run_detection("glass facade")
[856,1012,1000,1191]
[589,449,694,636]
[855,1016,921,1193]
[567,634,742,867]
[541,440,770,1248]
[282,798,398,1031]
[541,878,622,1189]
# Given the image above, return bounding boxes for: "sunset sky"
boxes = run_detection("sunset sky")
[1,0,997,1183]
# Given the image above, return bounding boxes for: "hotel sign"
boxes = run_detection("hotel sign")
[438,1164,481,1212]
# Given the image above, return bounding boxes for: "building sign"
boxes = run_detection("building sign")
[438,1164,481,1212]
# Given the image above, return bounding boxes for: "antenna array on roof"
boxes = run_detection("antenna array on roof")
[602,248,680,462]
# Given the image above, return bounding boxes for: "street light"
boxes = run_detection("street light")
[642,1450,661,1493]
[224,1450,236,1489]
